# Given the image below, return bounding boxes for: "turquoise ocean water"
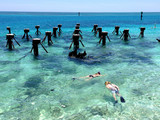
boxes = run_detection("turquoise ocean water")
[0,12,160,120]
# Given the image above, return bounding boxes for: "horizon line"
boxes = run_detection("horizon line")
[0,11,160,13]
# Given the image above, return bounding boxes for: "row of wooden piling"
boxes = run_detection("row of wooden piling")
[92,24,146,44]
[69,24,86,58]
[5,24,62,52]
[5,23,147,57]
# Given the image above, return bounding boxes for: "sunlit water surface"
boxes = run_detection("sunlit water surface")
[0,12,160,120]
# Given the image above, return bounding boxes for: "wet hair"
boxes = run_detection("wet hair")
[97,72,100,74]
[105,81,111,85]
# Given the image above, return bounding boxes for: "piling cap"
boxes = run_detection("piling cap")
[53,27,58,30]
[7,26,11,30]
[140,27,145,31]
[35,25,40,28]
[58,24,62,27]
[115,26,120,29]
[24,28,30,33]
[32,38,41,44]
[102,31,108,36]
[94,24,98,27]
[76,23,80,26]
[75,25,80,29]
[124,29,129,32]
[97,27,102,30]
[6,34,14,39]
[45,31,52,35]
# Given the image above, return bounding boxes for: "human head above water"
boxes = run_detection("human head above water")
[97,72,100,74]
[105,81,111,85]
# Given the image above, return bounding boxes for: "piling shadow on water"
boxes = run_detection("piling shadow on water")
[23,75,54,98]
[132,89,144,96]
[138,41,157,49]
[24,87,49,98]
[123,52,154,65]
[118,48,154,65]
[24,76,43,88]
[68,52,113,66]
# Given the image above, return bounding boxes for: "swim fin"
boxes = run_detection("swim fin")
[120,96,125,103]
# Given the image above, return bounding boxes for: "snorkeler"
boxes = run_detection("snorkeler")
[105,81,125,104]
[79,72,105,80]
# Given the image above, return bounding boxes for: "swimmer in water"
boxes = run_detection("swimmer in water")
[105,81,125,105]
[73,72,105,81]
[84,72,103,80]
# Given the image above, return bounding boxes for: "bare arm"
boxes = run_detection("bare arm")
[105,85,110,89]
[100,74,107,76]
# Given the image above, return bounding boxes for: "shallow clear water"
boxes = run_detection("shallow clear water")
[0,12,160,120]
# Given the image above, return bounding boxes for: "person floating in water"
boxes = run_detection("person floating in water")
[73,72,105,81]
[105,81,125,104]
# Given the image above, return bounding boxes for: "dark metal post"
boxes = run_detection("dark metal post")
[53,27,58,37]
[6,34,14,50]
[141,12,143,20]
[7,27,11,34]
[75,25,80,29]
[73,29,83,39]
[115,26,120,35]
[76,23,80,27]
[58,24,62,36]
[99,32,111,45]
[140,27,145,38]
[102,32,107,45]
[22,28,32,41]
[92,24,98,33]
[73,34,80,49]
[31,38,48,56]
[32,38,41,56]
[123,29,129,40]
[97,27,102,38]
[42,31,53,45]
[35,25,41,35]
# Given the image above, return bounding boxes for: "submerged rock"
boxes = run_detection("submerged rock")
[132,89,144,96]
[90,106,108,116]
[51,107,63,118]
[59,99,70,108]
